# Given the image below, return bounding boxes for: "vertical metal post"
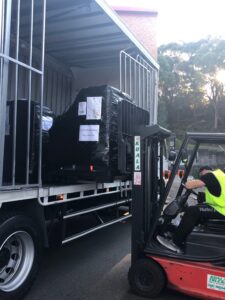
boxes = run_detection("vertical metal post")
[0,0,5,137]
[129,57,131,98]
[38,0,46,185]
[146,70,149,114]
[138,61,141,107]
[0,0,4,186]
[154,70,159,124]
[12,0,21,185]
[150,69,154,125]
[148,69,151,125]
[142,64,144,108]
[134,60,137,104]
[119,51,122,92]
[124,55,127,93]
[0,0,12,186]
[26,0,34,184]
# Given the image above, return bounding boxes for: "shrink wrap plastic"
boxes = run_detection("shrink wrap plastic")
[48,85,149,182]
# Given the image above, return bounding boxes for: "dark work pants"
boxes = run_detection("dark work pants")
[173,204,225,246]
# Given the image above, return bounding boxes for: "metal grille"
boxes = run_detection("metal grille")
[0,0,46,188]
[119,50,158,125]
[0,0,159,190]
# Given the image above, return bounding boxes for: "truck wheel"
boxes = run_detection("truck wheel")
[0,212,42,300]
[128,258,166,298]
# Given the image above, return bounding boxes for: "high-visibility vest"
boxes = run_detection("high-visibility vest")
[205,169,225,216]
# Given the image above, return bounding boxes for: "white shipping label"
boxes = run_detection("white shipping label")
[79,125,100,142]
[78,102,87,116]
[42,116,53,131]
[134,172,142,185]
[86,97,102,120]
[207,274,225,292]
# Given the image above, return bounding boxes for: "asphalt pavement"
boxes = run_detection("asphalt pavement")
[25,220,195,300]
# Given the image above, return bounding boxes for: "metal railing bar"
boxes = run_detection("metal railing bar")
[151,70,155,124]
[119,51,123,92]
[26,0,34,184]
[64,198,132,219]
[0,0,5,186]
[147,70,149,113]
[62,214,132,244]
[0,53,43,75]
[124,56,127,94]
[0,0,12,186]
[12,0,21,185]
[129,57,131,97]
[119,50,158,123]
[0,0,4,108]
[154,70,159,123]
[122,51,155,72]
[142,66,144,108]
[138,60,141,107]
[134,59,137,103]
[0,0,5,52]
[38,0,46,185]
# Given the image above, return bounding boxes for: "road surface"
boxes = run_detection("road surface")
[25,221,195,300]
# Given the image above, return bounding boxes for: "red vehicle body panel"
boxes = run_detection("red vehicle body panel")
[149,255,225,299]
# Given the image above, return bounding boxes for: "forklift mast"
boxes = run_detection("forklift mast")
[132,125,171,263]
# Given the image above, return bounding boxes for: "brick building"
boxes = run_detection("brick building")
[110,5,158,59]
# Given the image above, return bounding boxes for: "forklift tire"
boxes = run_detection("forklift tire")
[0,212,42,300]
[128,258,166,298]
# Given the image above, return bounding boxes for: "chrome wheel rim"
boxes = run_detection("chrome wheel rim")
[0,231,35,292]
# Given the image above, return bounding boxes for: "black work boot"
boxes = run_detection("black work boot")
[156,235,184,254]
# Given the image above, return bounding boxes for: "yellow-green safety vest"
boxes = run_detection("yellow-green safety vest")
[205,169,225,216]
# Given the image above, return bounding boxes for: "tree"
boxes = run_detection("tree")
[191,39,225,129]
[158,39,225,136]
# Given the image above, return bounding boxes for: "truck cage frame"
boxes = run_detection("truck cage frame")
[0,3,160,297]
[0,0,159,247]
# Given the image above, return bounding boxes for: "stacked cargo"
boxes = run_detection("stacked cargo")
[3,99,54,184]
[47,85,149,183]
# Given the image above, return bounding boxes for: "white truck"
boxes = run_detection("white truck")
[0,0,159,298]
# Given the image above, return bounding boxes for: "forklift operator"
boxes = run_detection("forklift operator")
[157,166,225,253]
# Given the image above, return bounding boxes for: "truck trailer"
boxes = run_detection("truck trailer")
[0,0,159,298]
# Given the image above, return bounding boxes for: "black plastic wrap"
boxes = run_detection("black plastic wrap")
[3,99,54,184]
[47,85,149,182]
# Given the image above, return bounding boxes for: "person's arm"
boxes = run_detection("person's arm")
[185,179,205,189]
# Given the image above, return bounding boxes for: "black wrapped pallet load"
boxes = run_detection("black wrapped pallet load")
[47,85,149,183]
[3,99,54,184]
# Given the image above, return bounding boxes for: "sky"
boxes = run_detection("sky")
[105,0,225,45]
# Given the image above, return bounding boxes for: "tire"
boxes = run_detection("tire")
[0,212,42,300]
[128,258,166,298]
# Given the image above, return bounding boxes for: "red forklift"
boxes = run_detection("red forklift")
[129,124,225,299]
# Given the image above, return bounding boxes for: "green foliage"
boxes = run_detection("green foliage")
[158,38,225,137]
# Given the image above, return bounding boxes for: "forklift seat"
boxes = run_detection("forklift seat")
[202,218,225,232]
